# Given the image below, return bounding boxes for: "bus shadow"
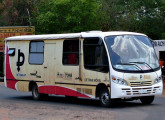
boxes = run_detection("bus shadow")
[111,101,156,109]
[10,95,100,107]
[9,95,157,108]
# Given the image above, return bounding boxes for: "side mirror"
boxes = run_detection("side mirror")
[8,48,15,56]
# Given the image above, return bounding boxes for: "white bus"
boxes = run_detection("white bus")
[4,31,163,107]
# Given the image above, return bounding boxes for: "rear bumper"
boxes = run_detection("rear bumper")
[111,81,163,99]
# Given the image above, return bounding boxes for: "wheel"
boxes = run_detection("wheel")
[99,89,111,107]
[32,85,48,100]
[140,96,155,105]
[32,84,49,100]
[32,84,41,100]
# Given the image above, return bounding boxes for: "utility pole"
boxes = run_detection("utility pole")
[26,8,32,26]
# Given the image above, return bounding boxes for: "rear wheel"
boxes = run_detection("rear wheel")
[32,84,48,100]
[32,84,41,100]
[140,96,155,105]
[99,89,111,107]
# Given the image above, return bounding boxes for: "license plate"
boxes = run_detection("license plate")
[139,89,148,94]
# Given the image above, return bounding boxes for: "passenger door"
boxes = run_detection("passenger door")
[82,37,110,97]
[44,41,56,85]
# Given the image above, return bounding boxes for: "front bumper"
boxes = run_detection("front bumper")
[111,81,163,99]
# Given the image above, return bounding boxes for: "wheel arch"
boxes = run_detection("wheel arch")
[29,81,37,91]
[95,83,109,98]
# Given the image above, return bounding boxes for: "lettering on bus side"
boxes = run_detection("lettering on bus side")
[30,71,41,78]
[85,78,101,82]
[16,73,26,77]
[103,78,109,82]
[16,49,25,72]
[57,72,72,80]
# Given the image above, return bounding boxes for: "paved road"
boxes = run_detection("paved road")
[0,84,165,120]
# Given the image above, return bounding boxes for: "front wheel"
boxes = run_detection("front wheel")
[99,89,111,107]
[140,96,155,105]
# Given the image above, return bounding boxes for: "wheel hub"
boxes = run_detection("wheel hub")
[101,93,109,104]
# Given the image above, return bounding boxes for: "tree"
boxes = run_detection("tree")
[0,0,165,39]
[0,0,37,26]
[32,0,102,34]
[100,0,165,39]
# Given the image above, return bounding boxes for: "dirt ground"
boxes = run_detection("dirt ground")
[0,82,117,120]
[0,99,116,120]
[0,81,164,120]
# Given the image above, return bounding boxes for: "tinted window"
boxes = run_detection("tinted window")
[63,40,79,65]
[29,41,44,64]
[83,38,109,72]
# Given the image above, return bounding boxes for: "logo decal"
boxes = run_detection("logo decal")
[140,75,143,80]
[16,49,25,72]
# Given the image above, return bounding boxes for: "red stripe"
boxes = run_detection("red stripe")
[39,85,91,98]
[6,46,17,89]
[6,80,17,90]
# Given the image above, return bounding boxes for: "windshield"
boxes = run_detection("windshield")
[105,35,160,72]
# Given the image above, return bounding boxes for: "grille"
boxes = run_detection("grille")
[132,87,152,95]
[129,81,152,87]
[121,86,161,96]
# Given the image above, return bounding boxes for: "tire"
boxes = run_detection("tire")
[99,89,111,107]
[32,84,49,100]
[140,96,155,105]
[32,84,41,100]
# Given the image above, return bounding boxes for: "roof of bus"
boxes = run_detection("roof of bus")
[5,31,147,41]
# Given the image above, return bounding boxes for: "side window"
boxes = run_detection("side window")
[83,38,109,72]
[63,40,79,65]
[29,41,44,65]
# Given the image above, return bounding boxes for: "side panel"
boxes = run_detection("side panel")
[38,40,92,98]
[5,40,45,91]
[43,40,56,85]
[39,39,110,98]
[5,39,110,99]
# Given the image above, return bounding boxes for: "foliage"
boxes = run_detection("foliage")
[100,0,165,39]
[0,0,37,26]
[32,0,101,34]
[0,0,165,39]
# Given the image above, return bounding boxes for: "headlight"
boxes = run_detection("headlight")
[154,76,162,84]
[111,75,128,86]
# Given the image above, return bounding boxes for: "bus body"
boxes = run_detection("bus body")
[4,31,163,107]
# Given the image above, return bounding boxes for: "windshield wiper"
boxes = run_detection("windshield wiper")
[129,62,154,71]
[118,63,143,71]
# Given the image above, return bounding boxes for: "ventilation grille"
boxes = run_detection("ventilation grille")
[129,81,152,87]
[122,86,161,96]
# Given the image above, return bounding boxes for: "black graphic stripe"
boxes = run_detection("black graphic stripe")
[55,82,97,87]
